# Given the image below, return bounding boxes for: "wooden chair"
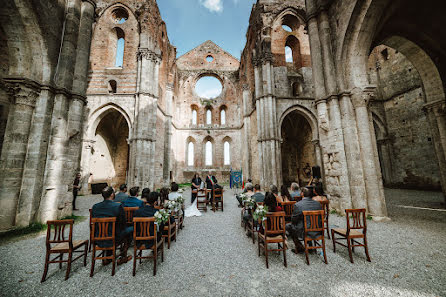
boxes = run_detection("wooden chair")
[90,217,120,277]
[319,200,330,238]
[246,212,261,244]
[124,207,139,226]
[196,189,208,212]
[258,211,287,269]
[88,209,93,252]
[41,220,88,282]
[282,201,297,223]
[302,210,328,265]
[212,188,224,212]
[162,216,177,249]
[331,208,371,263]
[133,218,164,276]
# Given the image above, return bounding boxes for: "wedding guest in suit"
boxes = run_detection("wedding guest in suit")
[280,185,292,202]
[168,182,181,201]
[286,187,322,254]
[191,173,202,203]
[72,173,81,210]
[133,192,164,249]
[92,186,132,265]
[290,182,302,201]
[205,172,218,204]
[114,184,129,203]
[122,187,144,208]
[252,184,265,203]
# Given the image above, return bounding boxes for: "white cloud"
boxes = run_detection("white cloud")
[201,88,222,99]
[199,0,223,13]
[285,46,293,62]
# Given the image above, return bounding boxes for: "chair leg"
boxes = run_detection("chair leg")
[161,240,165,262]
[59,253,63,269]
[283,239,287,268]
[322,238,328,264]
[133,247,137,276]
[351,239,355,253]
[364,236,371,262]
[90,246,95,277]
[83,243,88,266]
[153,246,157,276]
[304,239,310,265]
[65,252,72,280]
[41,251,50,283]
[258,235,261,257]
[331,230,336,253]
[139,250,142,264]
[347,237,354,263]
[265,243,269,269]
[111,248,116,276]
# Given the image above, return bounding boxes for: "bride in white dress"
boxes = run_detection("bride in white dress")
[184,182,204,217]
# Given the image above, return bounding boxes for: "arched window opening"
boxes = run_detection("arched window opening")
[108,80,117,93]
[224,141,230,165]
[192,109,197,125]
[220,109,226,125]
[205,141,213,166]
[195,76,222,98]
[115,28,125,67]
[206,109,212,125]
[282,14,300,32]
[285,46,293,63]
[112,8,129,24]
[282,25,292,32]
[292,82,302,97]
[188,142,194,166]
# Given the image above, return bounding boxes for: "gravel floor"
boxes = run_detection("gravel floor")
[0,188,445,297]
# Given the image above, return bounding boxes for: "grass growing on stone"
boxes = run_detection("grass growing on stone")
[178,183,192,188]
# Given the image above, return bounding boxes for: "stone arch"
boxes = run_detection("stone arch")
[222,136,232,166]
[203,136,215,167]
[186,136,196,167]
[87,103,132,140]
[278,105,318,141]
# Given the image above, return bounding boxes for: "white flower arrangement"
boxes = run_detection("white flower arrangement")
[154,209,169,224]
[253,205,268,221]
[176,195,185,206]
[164,200,177,213]
[244,196,255,209]
[239,193,247,201]
[178,188,184,194]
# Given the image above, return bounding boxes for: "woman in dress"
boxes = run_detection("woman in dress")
[191,173,202,203]
[280,185,292,202]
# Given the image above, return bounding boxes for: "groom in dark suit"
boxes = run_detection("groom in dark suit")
[205,172,218,204]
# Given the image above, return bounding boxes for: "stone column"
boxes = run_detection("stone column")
[39,0,82,223]
[242,84,252,179]
[253,56,265,186]
[163,83,174,184]
[351,89,387,218]
[0,79,39,229]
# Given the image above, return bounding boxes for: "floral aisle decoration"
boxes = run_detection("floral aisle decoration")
[164,200,177,213]
[154,209,169,225]
[243,196,255,209]
[253,205,268,221]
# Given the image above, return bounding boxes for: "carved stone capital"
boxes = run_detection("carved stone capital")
[242,84,250,91]
[137,48,162,63]
[351,86,376,109]
[4,77,40,107]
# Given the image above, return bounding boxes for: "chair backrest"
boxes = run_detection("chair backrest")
[302,210,325,233]
[197,189,207,198]
[133,217,156,242]
[46,220,74,249]
[264,211,286,235]
[91,217,116,242]
[214,188,223,199]
[319,200,330,219]
[282,201,296,217]
[345,208,367,232]
[124,207,139,224]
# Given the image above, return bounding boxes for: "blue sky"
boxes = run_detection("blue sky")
[158,0,258,59]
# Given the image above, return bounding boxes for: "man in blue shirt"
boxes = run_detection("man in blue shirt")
[122,186,144,208]
[290,182,302,201]
[114,184,129,203]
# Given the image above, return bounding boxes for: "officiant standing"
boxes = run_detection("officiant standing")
[191,173,202,203]
[206,172,218,204]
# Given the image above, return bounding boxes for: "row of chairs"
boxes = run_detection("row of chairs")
[241,199,371,268]
[42,208,182,282]
[194,188,224,212]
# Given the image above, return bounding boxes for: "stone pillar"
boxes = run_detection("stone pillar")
[242,84,252,179]
[38,0,82,223]
[163,83,174,184]
[253,56,265,186]
[0,79,39,229]
[351,89,387,218]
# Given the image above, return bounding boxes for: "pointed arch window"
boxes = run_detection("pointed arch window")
[192,109,197,125]
[206,109,212,125]
[224,141,230,165]
[188,142,194,166]
[220,109,226,125]
[285,46,293,63]
[205,141,213,166]
[115,28,125,67]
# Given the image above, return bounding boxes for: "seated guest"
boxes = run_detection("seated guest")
[264,192,282,212]
[270,185,284,206]
[285,187,322,254]
[114,184,129,203]
[140,188,151,204]
[252,184,265,203]
[290,182,302,201]
[91,186,132,264]
[133,192,165,249]
[242,179,253,194]
[191,173,202,203]
[160,187,169,205]
[122,186,144,208]
[312,184,328,203]
[237,184,254,206]
[280,185,292,202]
[168,182,181,201]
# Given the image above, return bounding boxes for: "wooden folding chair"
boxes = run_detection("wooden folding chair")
[320,200,330,238]
[212,188,224,212]
[162,216,177,249]
[88,209,93,252]
[302,210,328,265]
[133,218,164,276]
[282,201,296,223]
[197,189,208,212]
[124,207,139,227]
[41,220,88,282]
[90,217,120,277]
[258,211,287,269]
[332,208,371,263]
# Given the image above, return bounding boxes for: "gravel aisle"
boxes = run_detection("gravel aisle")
[0,189,445,297]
